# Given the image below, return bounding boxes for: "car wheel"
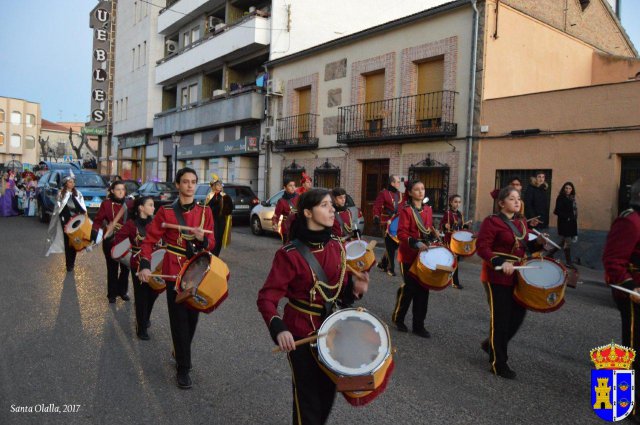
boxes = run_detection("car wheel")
[38,202,49,223]
[251,215,264,236]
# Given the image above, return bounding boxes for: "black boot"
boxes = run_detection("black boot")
[564,248,573,266]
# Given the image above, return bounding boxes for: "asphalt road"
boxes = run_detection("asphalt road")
[0,216,619,424]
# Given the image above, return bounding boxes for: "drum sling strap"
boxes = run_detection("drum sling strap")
[497,214,527,255]
[290,239,336,319]
[172,200,196,259]
[410,207,436,243]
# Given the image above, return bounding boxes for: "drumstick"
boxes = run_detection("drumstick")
[610,285,640,297]
[146,274,178,279]
[530,228,563,250]
[494,265,542,271]
[526,216,541,223]
[161,222,213,234]
[272,333,328,353]
[105,205,127,238]
[346,264,366,280]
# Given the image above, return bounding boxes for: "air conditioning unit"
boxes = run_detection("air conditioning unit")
[214,23,227,32]
[208,15,221,31]
[213,89,227,97]
[165,40,178,54]
[267,78,284,96]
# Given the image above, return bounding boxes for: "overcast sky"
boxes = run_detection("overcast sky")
[0,0,638,122]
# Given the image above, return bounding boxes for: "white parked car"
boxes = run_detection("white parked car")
[250,189,364,236]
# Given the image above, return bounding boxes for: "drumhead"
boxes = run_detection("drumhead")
[111,239,131,258]
[419,247,455,271]
[452,231,474,242]
[317,308,390,376]
[527,233,537,242]
[150,249,165,270]
[520,260,565,288]
[64,214,85,233]
[180,252,211,291]
[345,241,367,259]
[388,217,399,236]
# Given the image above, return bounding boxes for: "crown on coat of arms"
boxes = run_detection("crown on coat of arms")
[590,341,636,370]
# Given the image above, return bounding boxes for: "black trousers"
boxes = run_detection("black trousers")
[212,215,227,257]
[392,263,429,331]
[378,235,399,273]
[131,271,159,332]
[483,282,527,371]
[63,234,77,271]
[614,296,640,407]
[166,283,199,373]
[102,238,130,299]
[287,344,336,425]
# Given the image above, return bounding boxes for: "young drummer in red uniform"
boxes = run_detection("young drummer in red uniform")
[273,178,299,244]
[391,180,436,338]
[91,181,131,303]
[257,189,369,425]
[603,179,640,419]
[477,186,541,379]
[373,175,402,276]
[330,187,361,241]
[114,196,158,341]
[296,172,312,195]
[440,194,468,289]
[138,168,215,389]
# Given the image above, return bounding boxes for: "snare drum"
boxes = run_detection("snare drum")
[408,245,457,291]
[64,214,93,251]
[386,216,399,243]
[147,249,167,293]
[345,240,376,273]
[110,239,131,268]
[513,258,567,312]
[450,230,477,256]
[315,308,394,407]
[175,251,229,314]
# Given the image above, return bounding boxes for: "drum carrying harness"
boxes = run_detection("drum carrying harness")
[171,200,197,259]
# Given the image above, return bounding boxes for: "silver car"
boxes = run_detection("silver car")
[250,189,364,236]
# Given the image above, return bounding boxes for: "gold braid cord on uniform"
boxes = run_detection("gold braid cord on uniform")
[310,241,347,304]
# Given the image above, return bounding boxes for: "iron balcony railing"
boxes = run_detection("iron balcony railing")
[337,90,457,144]
[275,113,319,150]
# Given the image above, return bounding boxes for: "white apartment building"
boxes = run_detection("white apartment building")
[112,0,165,182]
[0,97,40,171]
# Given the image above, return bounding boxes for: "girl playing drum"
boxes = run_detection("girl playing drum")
[257,189,369,425]
[477,186,541,379]
[114,196,158,340]
[391,180,437,338]
[440,194,468,289]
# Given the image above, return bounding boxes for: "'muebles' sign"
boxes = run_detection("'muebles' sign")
[88,1,115,130]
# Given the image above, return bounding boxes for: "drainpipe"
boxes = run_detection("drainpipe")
[464,0,479,220]
[616,0,621,20]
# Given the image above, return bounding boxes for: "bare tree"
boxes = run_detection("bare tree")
[68,128,98,161]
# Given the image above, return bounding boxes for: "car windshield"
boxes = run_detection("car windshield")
[268,190,284,205]
[73,174,107,187]
[155,182,175,192]
[196,185,209,196]
[236,187,255,198]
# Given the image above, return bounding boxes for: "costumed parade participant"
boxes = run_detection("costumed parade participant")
[257,189,369,425]
[296,172,312,195]
[373,175,402,276]
[114,196,159,340]
[206,174,233,257]
[330,187,360,241]
[440,194,469,289]
[0,170,19,217]
[92,181,131,303]
[273,178,299,244]
[138,167,215,389]
[45,172,87,272]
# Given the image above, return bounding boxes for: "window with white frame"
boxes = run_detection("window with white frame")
[189,84,198,105]
[181,87,189,106]
[0,109,4,123]
[0,133,4,146]
[11,111,21,125]
[183,31,190,47]
[25,136,35,149]
[26,114,35,127]
[191,27,200,44]
[11,134,21,148]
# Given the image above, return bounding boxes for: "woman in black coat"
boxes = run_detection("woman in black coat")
[553,182,577,265]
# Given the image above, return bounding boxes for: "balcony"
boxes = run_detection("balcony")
[158,0,225,34]
[274,113,319,151]
[156,15,270,85]
[337,91,457,145]
[153,88,264,137]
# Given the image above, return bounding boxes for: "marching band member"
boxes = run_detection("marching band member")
[477,186,541,379]
[295,172,312,195]
[138,168,214,389]
[45,173,86,272]
[257,189,369,425]
[206,174,233,257]
[440,194,467,289]
[330,187,360,241]
[391,180,436,338]
[91,181,131,304]
[603,178,640,417]
[114,196,158,340]
[374,175,402,276]
[273,178,299,244]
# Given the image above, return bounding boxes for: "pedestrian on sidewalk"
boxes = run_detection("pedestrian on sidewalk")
[524,171,550,230]
[553,182,578,266]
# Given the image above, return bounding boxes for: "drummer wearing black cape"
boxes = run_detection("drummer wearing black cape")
[257,189,369,425]
[138,167,215,389]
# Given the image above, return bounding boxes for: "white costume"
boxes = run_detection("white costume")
[45,190,86,256]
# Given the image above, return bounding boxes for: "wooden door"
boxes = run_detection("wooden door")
[364,71,385,133]
[416,57,444,122]
[362,159,389,236]
[297,87,311,135]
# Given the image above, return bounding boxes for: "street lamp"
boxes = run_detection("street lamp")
[171,131,181,179]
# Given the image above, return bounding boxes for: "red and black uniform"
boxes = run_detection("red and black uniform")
[139,201,215,375]
[92,197,131,300]
[331,206,360,242]
[373,187,402,274]
[114,216,159,337]
[476,213,535,376]
[273,193,299,244]
[257,228,357,425]
[603,207,640,403]
[440,209,467,288]
[392,203,436,334]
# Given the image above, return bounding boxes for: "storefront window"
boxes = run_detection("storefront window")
[144,144,158,182]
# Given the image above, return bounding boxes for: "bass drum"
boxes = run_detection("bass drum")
[64,214,93,251]
[175,251,229,313]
